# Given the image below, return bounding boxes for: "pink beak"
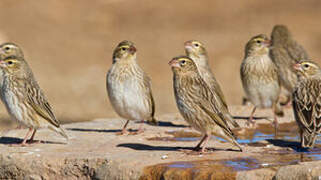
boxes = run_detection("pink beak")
[184,41,193,49]
[293,63,302,71]
[264,39,272,47]
[0,61,6,68]
[128,46,137,54]
[168,59,180,68]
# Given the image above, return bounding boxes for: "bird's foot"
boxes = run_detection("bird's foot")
[129,128,144,135]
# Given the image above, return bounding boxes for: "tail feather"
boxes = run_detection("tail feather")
[146,117,158,126]
[49,125,69,140]
[225,113,240,128]
[301,131,317,148]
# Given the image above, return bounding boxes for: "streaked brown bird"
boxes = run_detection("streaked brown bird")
[293,60,321,148]
[170,56,242,153]
[0,44,68,146]
[240,34,283,128]
[106,40,156,135]
[270,25,309,105]
[184,40,239,128]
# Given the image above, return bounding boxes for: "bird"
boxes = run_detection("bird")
[0,44,68,146]
[184,40,239,128]
[106,40,156,135]
[292,60,321,148]
[270,25,309,105]
[240,34,284,129]
[169,56,242,153]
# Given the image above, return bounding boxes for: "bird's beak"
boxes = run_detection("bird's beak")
[184,41,193,49]
[263,39,272,47]
[293,63,302,72]
[128,46,136,54]
[168,59,180,68]
[0,60,6,68]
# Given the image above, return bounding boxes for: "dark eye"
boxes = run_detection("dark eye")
[121,47,126,51]
[256,40,261,44]
[303,64,309,68]
[7,61,13,65]
[194,43,199,47]
[4,46,10,51]
[180,60,186,65]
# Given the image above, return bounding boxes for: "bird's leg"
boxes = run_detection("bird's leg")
[273,109,279,138]
[21,128,34,146]
[247,106,257,126]
[117,120,130,135]
[200,134,210,153]
[27,129,41,144]
[194,134,208,151]
[130,120,144,135]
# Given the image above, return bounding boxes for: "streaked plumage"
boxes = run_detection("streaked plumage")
[0,44,67,145]
[240,34,283,128]
[107,40,156,134]
[292,61,321,148]
[184,40,239,128]
[270,25,309,104]
[170,56,242,153]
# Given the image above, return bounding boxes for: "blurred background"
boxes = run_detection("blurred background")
[0,0,320,127]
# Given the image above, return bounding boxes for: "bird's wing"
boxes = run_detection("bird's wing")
[196,79,234,135]
[26,81,60,127]
[143,72,155,118]
[293,80,321,133]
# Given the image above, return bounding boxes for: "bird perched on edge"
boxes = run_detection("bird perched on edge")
[240,34,284,129]
[106,40,156,135]
[270,25,309,105]
[170,56,242,153]
[184,40,239,129]
[292,60,321,148]
[0,43,68,145]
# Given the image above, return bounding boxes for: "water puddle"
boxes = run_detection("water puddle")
[144,121,321,176]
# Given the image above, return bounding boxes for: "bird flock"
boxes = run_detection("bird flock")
[0,24,319,153]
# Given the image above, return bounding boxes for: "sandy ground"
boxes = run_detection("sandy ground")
[0,1,320,126]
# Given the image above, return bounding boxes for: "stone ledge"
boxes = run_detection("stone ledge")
[0,106,320,180]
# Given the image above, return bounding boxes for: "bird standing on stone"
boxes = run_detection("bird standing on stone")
[106,40,156,135]
[0,43,68,145]
[240,34,284,129]
[170,56,242,153]
[184,40,239,128]
[292,60,321,148]
[270,25,309,105]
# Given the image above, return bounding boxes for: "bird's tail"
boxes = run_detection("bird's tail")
[274,102,284,117]
[49,125,69,140]
[301,130,317,148]
[146,116,158,126]
[225,113,240,128]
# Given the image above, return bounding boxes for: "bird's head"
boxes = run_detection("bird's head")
[293,60,321,78]
[245,34,271,56]
[169,56,198,74]
[112,40,137,63]
[184,40,207,57]
[0,42,24,60]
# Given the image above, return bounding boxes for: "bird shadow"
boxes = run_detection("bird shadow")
[138,120,187,128]
[117,143,240,153]
[266,139,307,152]
[67,128,130,133]
[233,116,269,120]
[0,136,66,145]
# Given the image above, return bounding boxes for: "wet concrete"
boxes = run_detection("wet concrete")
[143,121,321,179]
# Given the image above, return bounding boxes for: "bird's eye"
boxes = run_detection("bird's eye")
[121,47,126,51]
[194,43,199,47]
[4,46,10,51]
[7,61,13,65]
[180,60,186,65]
[303,64,309,68]
[256,40,261,44]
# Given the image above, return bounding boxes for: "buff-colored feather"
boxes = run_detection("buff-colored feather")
[107,40,156,134]
[170,56,242,153]
[293,60,321,148]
